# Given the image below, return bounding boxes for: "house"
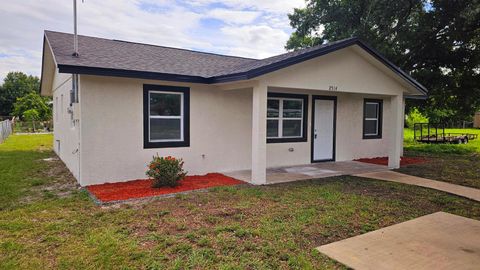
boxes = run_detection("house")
[40,30,427,186]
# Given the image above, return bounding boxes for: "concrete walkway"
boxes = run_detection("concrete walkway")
[317,212,480,270]
[355,171,480,202]
[224,161,388,184]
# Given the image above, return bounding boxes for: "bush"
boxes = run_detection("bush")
[406,108,429,128]
[146,155,187,188]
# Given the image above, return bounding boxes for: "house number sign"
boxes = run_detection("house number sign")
[329,85,338,91]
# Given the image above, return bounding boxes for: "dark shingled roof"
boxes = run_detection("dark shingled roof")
[44,30,426,93]
[45,31,256,78]
[211,38,353,77]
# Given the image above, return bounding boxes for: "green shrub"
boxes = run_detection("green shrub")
[406,108,429,128]
[146,155,187,188]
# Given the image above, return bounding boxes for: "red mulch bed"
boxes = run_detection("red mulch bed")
[86,173,244,203]
[355,156,427,166]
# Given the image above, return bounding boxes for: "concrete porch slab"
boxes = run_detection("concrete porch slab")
[317,212,480,270]
[224,161,388,184]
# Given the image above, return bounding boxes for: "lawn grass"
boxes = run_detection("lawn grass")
[400,128,480,189]
[1,134,480,269]
[0,134,53,210]
[404,128,480,154]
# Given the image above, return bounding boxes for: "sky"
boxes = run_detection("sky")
[0,0,306,81]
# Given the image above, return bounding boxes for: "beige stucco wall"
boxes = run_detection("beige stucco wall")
[259,46,410,96]
[52,71,81,179]
[265,89,392,168]
[79,76,252,185]
[77,77,395,185]
[50,45,410,186]
[262,46,406,167]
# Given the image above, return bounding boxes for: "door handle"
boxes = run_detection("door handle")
[314,134,318,139]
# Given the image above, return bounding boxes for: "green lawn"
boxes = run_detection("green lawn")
[1,134,480,269]
[0,134,53,209]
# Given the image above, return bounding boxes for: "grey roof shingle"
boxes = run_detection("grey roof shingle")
[211,38,353,77]
[45,30,257,78]
[44,30,426,93]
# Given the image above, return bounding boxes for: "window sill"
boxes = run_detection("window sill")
[267,137,307,144]
[362,135,382,140]
[144,141,190,149]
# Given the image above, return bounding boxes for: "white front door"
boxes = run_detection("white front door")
[313,97,336,161]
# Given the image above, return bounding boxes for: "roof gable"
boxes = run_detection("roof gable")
[261,45,419,96]
[43,30,427,95]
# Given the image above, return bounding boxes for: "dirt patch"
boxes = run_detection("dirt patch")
[39,156,79,194]
[21,155,79,204]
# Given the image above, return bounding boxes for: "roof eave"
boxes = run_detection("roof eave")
[213,39,427,95]
[57,65,213,84]
[39,35,46,94]
[40,33,57,96]
[212,38,359,84]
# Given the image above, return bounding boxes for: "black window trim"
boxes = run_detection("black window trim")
[362,98,383,139]
[267,92,308,144]
[143,84,190,148]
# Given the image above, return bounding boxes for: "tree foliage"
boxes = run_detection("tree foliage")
[0,72,40,116]
[12,92,52,121]
[287,0,480,121]
[22,109,40,122]
[405,107,429,128]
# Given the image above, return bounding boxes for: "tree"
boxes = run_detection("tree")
[287,0,480,122]
[12,92,52,121]
[22,109,40,132]
[0,72,40,116]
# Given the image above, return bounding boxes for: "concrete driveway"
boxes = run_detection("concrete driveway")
[317,212,480,270]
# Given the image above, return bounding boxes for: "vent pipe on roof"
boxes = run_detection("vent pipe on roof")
[70,0,81,106]
[72,0,79,57]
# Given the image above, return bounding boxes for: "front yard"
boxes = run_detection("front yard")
[400,128,480,189]
[1,134,479,269]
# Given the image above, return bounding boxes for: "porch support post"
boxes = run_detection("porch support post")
[400,97,406,157]
[388,94,402,169]
[251,83,267,185]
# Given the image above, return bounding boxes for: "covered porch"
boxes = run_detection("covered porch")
[224,161,389,184]
[216,42,424,185]
[220,82,404,185]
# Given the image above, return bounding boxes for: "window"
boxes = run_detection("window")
[143,85,190,148]
[267,93,308,143]
[363,99,383,139]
